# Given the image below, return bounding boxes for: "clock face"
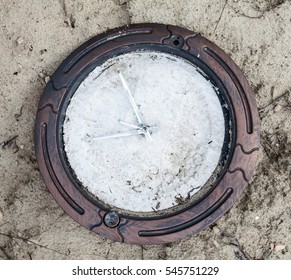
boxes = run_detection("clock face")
[63,51,225,213]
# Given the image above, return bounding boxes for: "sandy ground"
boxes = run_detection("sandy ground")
[0,0,290,260]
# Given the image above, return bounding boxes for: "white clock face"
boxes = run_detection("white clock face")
[63,50,225,213]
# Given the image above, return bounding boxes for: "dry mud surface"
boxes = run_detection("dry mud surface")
[0,0,290,259]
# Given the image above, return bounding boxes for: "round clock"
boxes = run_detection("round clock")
[35,23,260,244]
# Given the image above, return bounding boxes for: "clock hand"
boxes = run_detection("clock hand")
[91,129,143,140]
[119,71,144,125]
[91,126,159,141]
[119,120,161,140]
[118,120,140,129]
[118,71,152,142]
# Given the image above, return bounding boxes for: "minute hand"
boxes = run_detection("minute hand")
[119,72,145,125]
[119,72,152,141]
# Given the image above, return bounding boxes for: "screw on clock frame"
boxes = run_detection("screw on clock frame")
[104,211,120,228]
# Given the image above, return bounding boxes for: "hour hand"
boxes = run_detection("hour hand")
[118,120,140,129]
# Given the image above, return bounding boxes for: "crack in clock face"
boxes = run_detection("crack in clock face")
[63,51,225,213]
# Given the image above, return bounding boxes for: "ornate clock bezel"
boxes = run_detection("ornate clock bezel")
[35,23,260,245]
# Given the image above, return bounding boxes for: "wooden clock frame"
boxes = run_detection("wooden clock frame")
[35,23,260,245]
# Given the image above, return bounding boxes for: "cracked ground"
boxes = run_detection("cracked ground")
[0,0,290,259]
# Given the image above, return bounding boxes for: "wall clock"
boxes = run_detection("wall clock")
[35,23,260,244]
